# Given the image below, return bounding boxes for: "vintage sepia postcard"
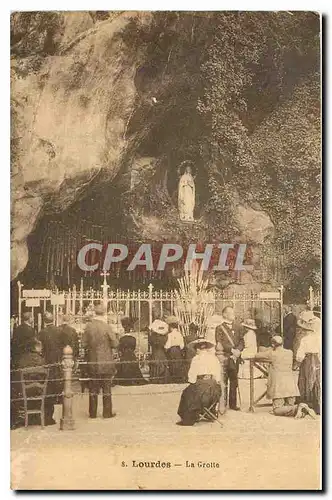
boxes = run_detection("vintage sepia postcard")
[10,10,321,490]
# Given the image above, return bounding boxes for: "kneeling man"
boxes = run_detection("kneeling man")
[254,335,316,419]
[177,338,221,426]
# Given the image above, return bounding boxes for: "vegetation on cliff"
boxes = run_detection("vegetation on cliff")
[11,11,321,298]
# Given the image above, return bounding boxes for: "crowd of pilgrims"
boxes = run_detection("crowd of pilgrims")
[10,301,321,428]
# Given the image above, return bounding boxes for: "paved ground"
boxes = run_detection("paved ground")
[11,379,320,490]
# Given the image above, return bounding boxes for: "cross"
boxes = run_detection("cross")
[101,270,110,291]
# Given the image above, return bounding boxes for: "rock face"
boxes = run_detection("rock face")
[11,11,275,282]
[11,12,152,280]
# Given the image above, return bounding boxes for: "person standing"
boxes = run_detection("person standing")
[253,335,315,418]
[38,312,63,425]
[115,334,148,386]
[149,320,170,384]
[83,303,119,419]
[165,316,185,383]
[253,308,271,352]
[238,319,258,379]
[215,306,244,412]
[58,314,79,359]
[296,311,321,415]
[283,305,297,351]
[11,312,36,369]
[177,338,221,426]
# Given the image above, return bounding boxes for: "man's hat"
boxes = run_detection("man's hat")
[150,319,169,335]
[241,319,257,330]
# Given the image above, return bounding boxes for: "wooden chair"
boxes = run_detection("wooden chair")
[20,367,49,429]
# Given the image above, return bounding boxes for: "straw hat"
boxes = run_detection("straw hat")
[271,335,283,346]
[189,336,216,349]
[165,315,180,325]
[241,319,257,330]
[297,311,318,331]
[150,319,169,335]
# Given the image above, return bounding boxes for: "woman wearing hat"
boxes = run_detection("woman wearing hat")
[177,338,222,426]
[165,316,185,383]
[149,320,170,384]
[296,311,321,414]
[254,335,315,418]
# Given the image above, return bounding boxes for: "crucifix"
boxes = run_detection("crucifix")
[101,270,110,308]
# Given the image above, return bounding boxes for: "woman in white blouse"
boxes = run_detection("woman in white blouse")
[177,338,221,426]
[165,316,185,383]
[296,311,321,414]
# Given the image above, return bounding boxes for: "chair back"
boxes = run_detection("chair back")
[20,367,49,402]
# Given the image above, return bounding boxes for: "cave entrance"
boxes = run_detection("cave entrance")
[11,169,182,315]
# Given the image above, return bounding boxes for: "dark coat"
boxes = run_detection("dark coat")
[283,312,297,350]
[11,323,36,368]
[255,318,271,348]
[115,335,148,386]
[215,322,244,357]
[38,325,63,365]
[83,318,119,376]
[58,324,79,358]
[38,325,63,403]
[149,332,169,384]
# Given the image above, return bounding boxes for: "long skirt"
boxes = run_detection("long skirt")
[149,349,169,384]
[167,346,184,383]
[115,351,148,386]
[298,353,320,414]
[178,379,222,425]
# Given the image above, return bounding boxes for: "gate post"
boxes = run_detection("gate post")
[60,345,75,430]
[148,283,154,326]
[279,285,284,335]
[248,359,255,412]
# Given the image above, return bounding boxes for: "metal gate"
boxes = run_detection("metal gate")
[16,276,284,353]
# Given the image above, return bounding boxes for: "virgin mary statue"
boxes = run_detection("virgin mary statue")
[178,165,195,221]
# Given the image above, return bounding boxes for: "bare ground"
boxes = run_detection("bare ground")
[11,379,321,490]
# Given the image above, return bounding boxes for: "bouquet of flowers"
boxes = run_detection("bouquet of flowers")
[173,260,214,337]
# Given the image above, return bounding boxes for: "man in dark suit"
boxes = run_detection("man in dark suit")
[38,312,63,425]
[215,306,244,413]
[283,306,297,351]
[82,302,119,419]
[11,312,36,369]
[58,314,79,359]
